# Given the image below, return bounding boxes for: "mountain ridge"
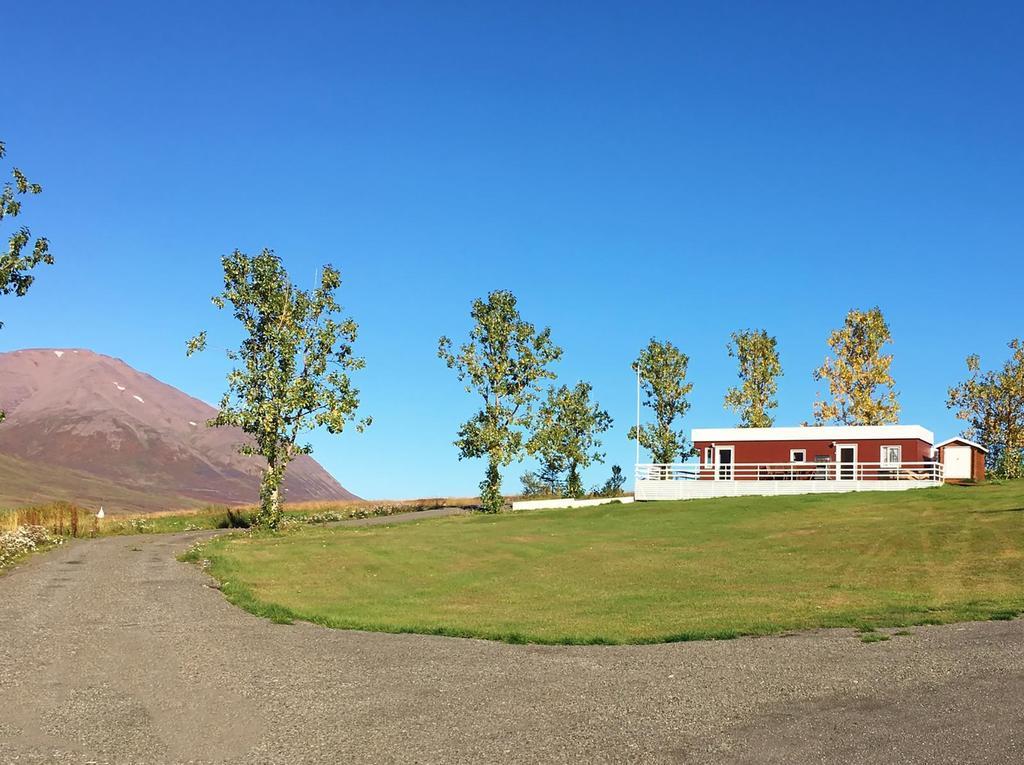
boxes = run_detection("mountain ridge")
[0,348,358,511]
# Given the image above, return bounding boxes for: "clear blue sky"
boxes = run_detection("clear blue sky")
[2,1,1022,498]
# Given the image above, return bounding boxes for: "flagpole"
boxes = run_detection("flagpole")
[635,362,641,467]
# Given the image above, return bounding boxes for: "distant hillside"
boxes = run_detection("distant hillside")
[0,348,358,512]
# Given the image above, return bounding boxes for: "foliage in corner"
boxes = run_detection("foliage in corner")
[527,381,613,498]
[438,290,562,512]
[947,338,1024,478]
[812,307,900,426]
[187,249,370,528]
[723,328,782,428]
[0,140,53,424]
[628,338,694,463]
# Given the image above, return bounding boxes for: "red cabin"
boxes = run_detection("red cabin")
[690,425,935,482]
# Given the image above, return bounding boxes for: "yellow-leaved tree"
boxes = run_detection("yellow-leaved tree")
[812,307,900,425]
[947,339,1024,478]
[723,329,782,428]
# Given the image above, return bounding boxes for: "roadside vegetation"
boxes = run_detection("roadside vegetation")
[186,482,1024,645]
[0,498,466,574]
[0,524,63,570]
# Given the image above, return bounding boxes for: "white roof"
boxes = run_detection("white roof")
[934,437,989,453]
[691,425,935,444]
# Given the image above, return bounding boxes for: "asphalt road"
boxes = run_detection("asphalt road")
[1,520,1022,764]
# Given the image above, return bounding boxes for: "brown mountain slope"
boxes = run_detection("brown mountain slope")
[0,452,207,512]
[0,348,358,511]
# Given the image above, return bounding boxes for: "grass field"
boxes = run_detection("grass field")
[187,481,1024,644]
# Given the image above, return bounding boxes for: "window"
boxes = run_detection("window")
[704,447,713,465]
[790,449,806,463]
[881,445,902,468]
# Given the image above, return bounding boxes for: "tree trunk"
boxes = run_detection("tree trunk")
[479,453,503,513]
[566,464,583,499]
[257,463,285,529]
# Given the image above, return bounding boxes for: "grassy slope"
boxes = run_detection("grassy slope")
[191,482,1024,644]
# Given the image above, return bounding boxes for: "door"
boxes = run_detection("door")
[944,446,972,479]
[837,444,857,480]
[715,446,734,480]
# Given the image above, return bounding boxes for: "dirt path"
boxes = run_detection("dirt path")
[1,523,1022,764]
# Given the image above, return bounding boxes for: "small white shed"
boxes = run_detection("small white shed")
[934,438,988,482]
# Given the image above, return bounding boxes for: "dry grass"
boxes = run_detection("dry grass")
[157,496,476,517]
[0,495,479,538]
[0,502,97,537]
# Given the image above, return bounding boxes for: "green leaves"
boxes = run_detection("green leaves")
[439,290,563,511]
[528,382,612,498]
[0,140,53,331]
[947,338,1024,476]
[813,307,900,426]
[188,249,368,528]
[724,329,782,428]
[1,140,53,422]
[628,338,693,464]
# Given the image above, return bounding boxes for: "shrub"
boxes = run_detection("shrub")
[591,465,626,498]
[0,525,62,569]
[217,509,253,529]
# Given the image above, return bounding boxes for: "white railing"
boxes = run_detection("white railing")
[635,461,943,483]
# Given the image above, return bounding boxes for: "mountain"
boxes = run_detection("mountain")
[0,348,358,511]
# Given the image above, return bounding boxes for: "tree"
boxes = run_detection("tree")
[592,465,626,497]
[812,307,900,425]
[520,462,566,498]
[1,141,53,424]
[438,290,562,512]
[723,329,782,428]
[628,339,694,463]
[527,382,613,498]
[947,339,1024,478]
[187,249,370,529]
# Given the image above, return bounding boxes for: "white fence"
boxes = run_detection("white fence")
[511,496,635,511]
[634,460,943,501]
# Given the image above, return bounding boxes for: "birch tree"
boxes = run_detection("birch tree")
[628,339,693,463]
[1,141,53,423]
[812,307,900,425]
[438,290,562,512]
[528,382,613,498]
[723,329,782,428]
[947,339,1024,478]
[187,249,370,528]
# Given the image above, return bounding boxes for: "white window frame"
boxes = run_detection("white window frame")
[790,449,807,463]
[704,447,713,465]
[880,445,902,469]
[836,443,858,480]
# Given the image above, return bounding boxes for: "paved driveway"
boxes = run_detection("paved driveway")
[1,523,1022,764]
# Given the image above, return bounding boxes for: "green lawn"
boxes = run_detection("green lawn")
[188,481,1024,644]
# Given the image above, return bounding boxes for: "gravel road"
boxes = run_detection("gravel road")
[1,518,1022,764]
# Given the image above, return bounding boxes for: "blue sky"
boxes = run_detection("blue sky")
[2,1,1022,498]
